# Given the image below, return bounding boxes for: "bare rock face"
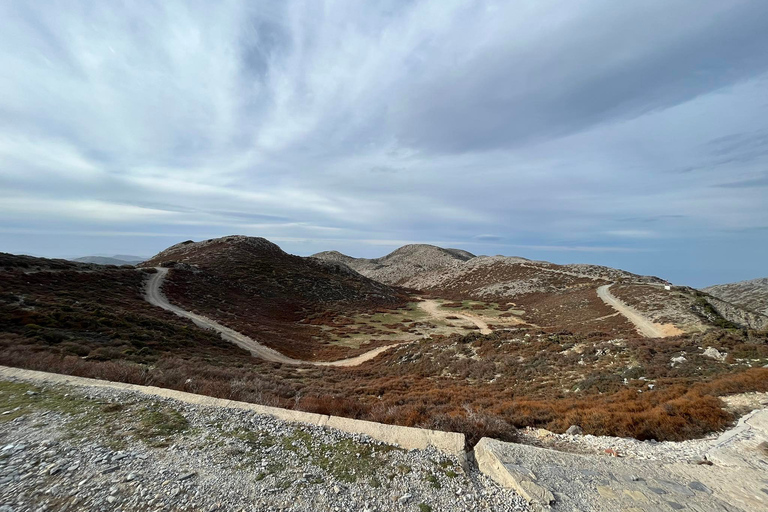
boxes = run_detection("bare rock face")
[703,277,768,316]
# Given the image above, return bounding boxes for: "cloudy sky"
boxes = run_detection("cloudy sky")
[1,0,767,287]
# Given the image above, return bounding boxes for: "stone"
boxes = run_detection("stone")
[565,425,583,435]
[102,466,119,475]
[596,485,617,499]
[666,501,684,510]
[178,472,196,481]
[702,347,726,361]
[622,490,648,502]
[687,481,711,494]
[474,438,555,506]
[397,494,412,504]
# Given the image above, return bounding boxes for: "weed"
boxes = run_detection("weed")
[136,406,188,446]
[424,473,441,489]
[419,504,433,512]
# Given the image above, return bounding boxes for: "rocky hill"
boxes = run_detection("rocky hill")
[141,236,408,360]
[313,244,477,287]
[313,245,662,297]
[703,277,768,315]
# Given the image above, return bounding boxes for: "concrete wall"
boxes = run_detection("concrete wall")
[0,366,465,461]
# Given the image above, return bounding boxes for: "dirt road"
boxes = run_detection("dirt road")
[144,268,402,367]
[597,284,669,338]
[418,299,493,334]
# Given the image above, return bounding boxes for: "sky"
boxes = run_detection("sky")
[0,0,767,287]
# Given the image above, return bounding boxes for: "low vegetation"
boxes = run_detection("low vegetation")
[2,261,767,449]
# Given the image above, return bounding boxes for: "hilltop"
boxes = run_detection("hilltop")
[704,277,768,316]
[141,236,408,360]
[313,244,477,286]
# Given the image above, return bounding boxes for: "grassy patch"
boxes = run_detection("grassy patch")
[280,428,389,484]
[0,381,92,422]
[423,473,441,489]
[135,406,189,446]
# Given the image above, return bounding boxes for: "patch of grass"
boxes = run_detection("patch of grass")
[135,406,188,446]
[280,428,387,484]
[424,473,441,489]
[0,381,92,422]
[419,504,433,512]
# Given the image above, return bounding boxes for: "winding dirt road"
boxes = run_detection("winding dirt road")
[597,284,668,338]
[144,268,402,367]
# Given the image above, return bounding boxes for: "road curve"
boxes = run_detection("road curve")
[596,284,667,338]
[418,299,493,334]
[144,267,402,367]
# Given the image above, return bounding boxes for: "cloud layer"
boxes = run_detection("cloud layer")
[1,0,767,286]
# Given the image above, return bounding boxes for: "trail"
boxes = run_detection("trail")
[144,267,401,367]
[597,284,671,338]
[418,299,495,334]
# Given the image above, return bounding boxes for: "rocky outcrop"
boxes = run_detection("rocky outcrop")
[703,277,768,316]
[705,296,768,331]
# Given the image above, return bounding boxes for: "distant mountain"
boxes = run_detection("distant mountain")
[312,244,477,287]
[72,255,145,266]
[703,277,768,316]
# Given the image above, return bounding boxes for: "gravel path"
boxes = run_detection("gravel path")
[144,267,403,367]
[597,284,671,338]
[0,376,529,512]
[418,299,494,334]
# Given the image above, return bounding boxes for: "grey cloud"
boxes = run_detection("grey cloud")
[474,234,503,242]
[714,175,768,188]
[0,0,767,286]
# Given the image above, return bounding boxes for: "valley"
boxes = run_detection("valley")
[1,236,768,452]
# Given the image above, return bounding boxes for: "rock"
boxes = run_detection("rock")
[474,438,555,507]
[178,472,196,481]
[397,494,412,504]
[702,347,726,361]
[565,425,582,435]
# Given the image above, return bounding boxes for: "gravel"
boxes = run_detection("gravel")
[0,382,529,512]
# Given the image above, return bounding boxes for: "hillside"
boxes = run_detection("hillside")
[0,252,97,271]
[314,246,724,336]
[313,244,477,287]
[703,277,768,316]
[2,244,768,450]
[141,236,408,360]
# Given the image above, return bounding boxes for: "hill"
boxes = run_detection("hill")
[703,277,768,316]
[313,244,477,287]
[142,236,408,360]
[2,242,768,450]
[72,255,144,265]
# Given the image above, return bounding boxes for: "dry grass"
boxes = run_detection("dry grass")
[2,264,768,447]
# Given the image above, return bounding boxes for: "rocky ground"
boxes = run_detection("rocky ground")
[704,277,768,316]
[0,378,528,512]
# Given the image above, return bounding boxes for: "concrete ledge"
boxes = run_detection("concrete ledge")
[0,365,465,461]
[474,438,554,509]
